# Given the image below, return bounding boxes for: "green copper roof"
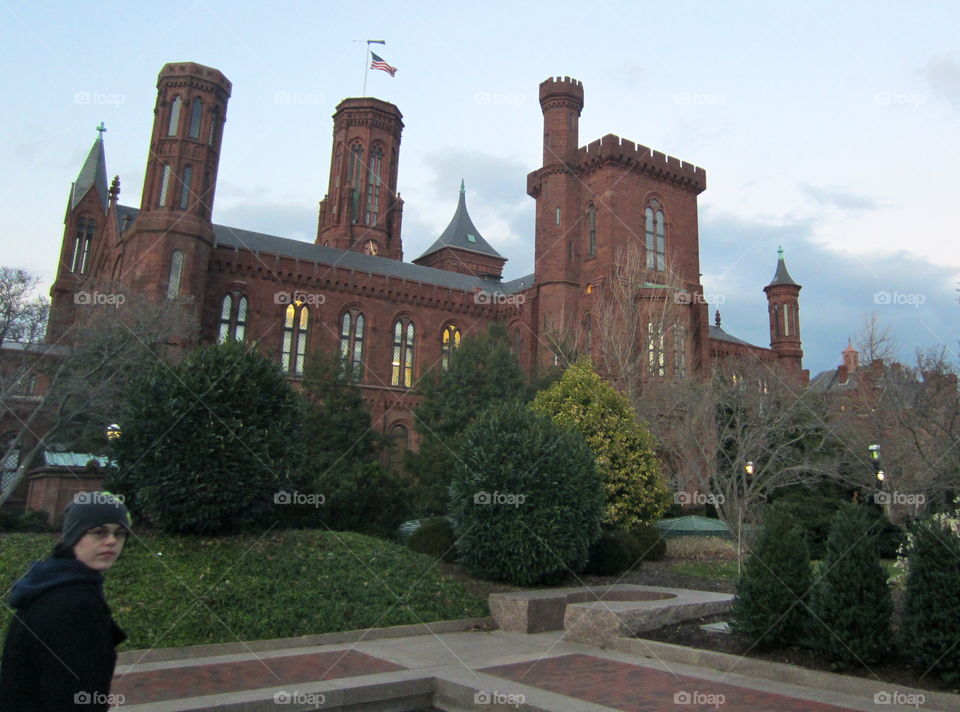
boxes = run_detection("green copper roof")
[71,135,108,211]
[416,181,504,260]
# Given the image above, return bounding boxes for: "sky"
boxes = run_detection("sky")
[2,0,958,376]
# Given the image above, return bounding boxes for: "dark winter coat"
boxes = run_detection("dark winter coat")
[0,558,126,712]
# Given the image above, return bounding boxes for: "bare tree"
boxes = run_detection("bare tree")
[0,284,196,505]
[855,312,898,366]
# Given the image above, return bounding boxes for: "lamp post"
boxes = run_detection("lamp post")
[738,461,755,578]
[106,424,121,442]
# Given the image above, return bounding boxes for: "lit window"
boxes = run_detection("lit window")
[217,293,248,343]
[188,98,203,140]
[166,250,184,299]
[158,164,171,207]
[339,310,365,382]
[168,96,182,136]
[281,303,309,376]
[391,317,415,388]
[441,324,461,370]
[365,147,383,226]
[647,322,665,376]
[645,199,665,272]
[178,165,192,210]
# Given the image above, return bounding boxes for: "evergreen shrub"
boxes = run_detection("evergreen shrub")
[631,523,667,561]
[730,503,811,649]
[450,400,603,586]
[806,504,893,667]
[584,530,635,575]
[408,517,457,562]
[900,513,960,683]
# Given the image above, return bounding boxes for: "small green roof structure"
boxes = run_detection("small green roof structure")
[656,515,734,539]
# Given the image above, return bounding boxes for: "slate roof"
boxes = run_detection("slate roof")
[708,324,759,348]
[416,182,505,261]
[808,368,859,394]
[116,206,526,295]
[767,247,799,287]
[71,138,108,211]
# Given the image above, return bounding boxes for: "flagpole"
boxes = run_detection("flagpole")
[363,39,386,96]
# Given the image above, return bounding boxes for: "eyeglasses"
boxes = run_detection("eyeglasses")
[84,526,129,541]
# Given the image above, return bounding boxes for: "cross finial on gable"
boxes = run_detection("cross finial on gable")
[96,121,107,139]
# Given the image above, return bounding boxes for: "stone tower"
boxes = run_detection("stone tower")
[764,247,803,373]
[316,98,405,260]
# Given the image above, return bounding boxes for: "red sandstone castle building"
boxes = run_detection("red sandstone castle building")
[45,62,806,454]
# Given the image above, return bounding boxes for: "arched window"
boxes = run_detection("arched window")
[188,98,203,140]
[587,205,597,257]
[388,424,408,471]
[390,317,415,388]
[348,143,364,223]
[339,309,365,382]
[166,250,184,299]
[208,107,219,146]
[441,324,461,370]
[1,432,21,496]
[178,165,193,210]
[365,147,383,226]
[674,323,687,377]
[167,96,182,136]
[71,217,95,273]
[281,303,309,376]
[783,303,792,336]
[217,293,249,343]
[158,164,171,207]
[645,199,665,272]
[647,322,665,376]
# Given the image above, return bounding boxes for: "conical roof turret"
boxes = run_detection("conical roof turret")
[767,246,799,287]
[70,128,109,211]
[416,181,503,260]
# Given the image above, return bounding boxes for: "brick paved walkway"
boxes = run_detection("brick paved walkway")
[112,649,402,705]
[481,653,861,712]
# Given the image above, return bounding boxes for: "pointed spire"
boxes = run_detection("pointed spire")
[70,126,109,212]
[416,181,504,260]
[767,245,799,287]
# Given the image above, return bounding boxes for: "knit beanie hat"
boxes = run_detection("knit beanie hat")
[61,491,132,549]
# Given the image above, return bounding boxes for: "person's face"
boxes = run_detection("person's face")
[73,524,127,571]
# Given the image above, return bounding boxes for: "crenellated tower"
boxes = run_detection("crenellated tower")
[764,247,804,375]
[317,98,404,260]
[123,62,231,304]
[527,77,585,365]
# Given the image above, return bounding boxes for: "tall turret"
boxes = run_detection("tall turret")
[764,246,803,375]
[317,98,404,260]
[124,62,231,303]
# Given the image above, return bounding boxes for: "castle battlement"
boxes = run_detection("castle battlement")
[577,133,706,193]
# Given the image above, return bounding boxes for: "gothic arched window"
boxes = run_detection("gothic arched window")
[188,98,203,140]
[441,324,461,370]
[388,423,408,471]
[281,303,309,376]
[365,146,383,226]
[178,165,193,210]
[348,143,364,223]
[71,217,95,273]
[647,321,665,376]
[217,293,249,343]
[587,204,597,257]
[166,250,184,299]
[168,95,182,136]
[674,323,687,377]
[390,317,415,388]
[158,164,171,207]
[208,107,219,146]
[339,309,365,382]
[645,199,665,272]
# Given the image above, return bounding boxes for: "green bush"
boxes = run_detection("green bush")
[900,514,960,683]
[631,523,667,562]
[110,341,304,534]
[806,504,892,667]
[318,462,412,539]
[0,509,52,532]
[407,517,457,562]
[730,503,811,649]
[584,530,635,575]
[450,400,603,586]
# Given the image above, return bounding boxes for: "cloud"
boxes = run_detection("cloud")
[215,201,317,244]
[799,184,884,212]
[922,54,960,111]
[700,209,959,376]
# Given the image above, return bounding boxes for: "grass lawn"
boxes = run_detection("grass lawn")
[672,559,900,582]
[0,530,488,651]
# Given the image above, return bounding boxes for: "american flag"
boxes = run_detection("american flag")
[370,52,397,77]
